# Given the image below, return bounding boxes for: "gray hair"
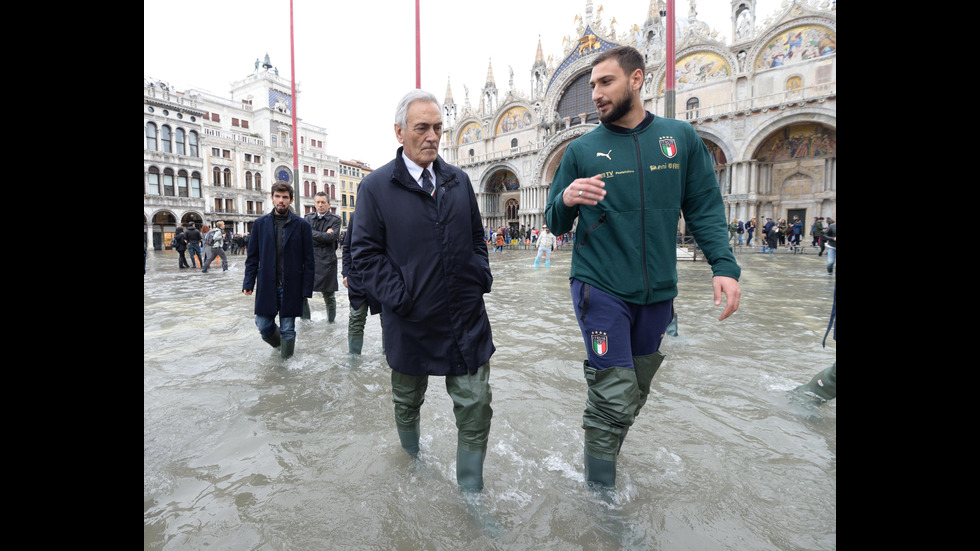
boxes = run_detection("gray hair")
[394,90,441,129]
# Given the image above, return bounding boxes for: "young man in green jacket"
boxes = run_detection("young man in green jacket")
[546,46,741,489]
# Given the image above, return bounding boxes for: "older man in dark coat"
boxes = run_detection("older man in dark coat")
[305,192,342,322]
[242,181,314,359]
[350,90,494,492]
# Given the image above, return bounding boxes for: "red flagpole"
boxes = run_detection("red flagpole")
[665,0,675,118]
[415,0,421,88]
[290,0,301,210]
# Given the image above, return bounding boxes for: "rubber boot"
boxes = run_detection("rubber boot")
[584,446,616,488]
[533,257,540,267]
[325,293,336,323]
[457,446,486,492]
[261,327,281,348]
[397,421,420,457]
[618,352,666,454]
[795,362,836,401]
[280,338,295,359]
[301,298,311,320]
[582,361,639,488]
[348,336,363,355]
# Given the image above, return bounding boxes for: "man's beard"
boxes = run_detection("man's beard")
[598,88,633,125]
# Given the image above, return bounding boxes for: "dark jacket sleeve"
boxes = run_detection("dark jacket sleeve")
[679,126,741,280]
[310,214,341,249]
[242,219,261,292]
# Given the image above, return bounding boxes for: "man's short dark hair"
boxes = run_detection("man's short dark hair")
[271,181,293,199]
[314,191,329,202]
[592,46,645,79]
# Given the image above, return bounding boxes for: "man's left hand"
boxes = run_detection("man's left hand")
[712,276,741,321]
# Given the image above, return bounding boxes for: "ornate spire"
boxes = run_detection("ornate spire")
[443,77,457,127]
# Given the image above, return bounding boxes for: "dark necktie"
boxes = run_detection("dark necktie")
[421,169,433,195]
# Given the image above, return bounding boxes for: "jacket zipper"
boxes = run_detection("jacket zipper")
[633,133,650,303]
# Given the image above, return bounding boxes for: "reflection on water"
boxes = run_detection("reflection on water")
[145,247,835,550]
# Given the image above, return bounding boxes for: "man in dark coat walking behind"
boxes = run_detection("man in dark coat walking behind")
[350,90,495,492]
[305,192,342,322]
[242,181,314,359]
[342,212,382,355]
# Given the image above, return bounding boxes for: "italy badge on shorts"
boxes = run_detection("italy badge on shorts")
[591,331,608,356]
[659,137,677,158]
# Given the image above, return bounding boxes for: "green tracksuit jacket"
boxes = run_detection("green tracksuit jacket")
[546,114,740,304]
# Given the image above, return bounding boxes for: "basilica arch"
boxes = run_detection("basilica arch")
[478,165,522,231]
[734,114,837,224]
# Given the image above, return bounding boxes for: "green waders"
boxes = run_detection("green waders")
[583,353,667,488]
[391,364,493,492]
[348,303,367,355]
[582,361,639,488]
[617,352,666,453]
[796,362,836,401]
[324,292,336,323]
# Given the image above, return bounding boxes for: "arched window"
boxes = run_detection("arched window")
[511,138,518,148]
[312,182,317,195]
[145,123,158,151]
[304,181,310,197]
[245,171,253,190]
[147,166,160,195]
[330,183,336,199]
[188,131,199,156]
[161,125,172,153]
[178,170,189,197]
[255,173,262,191]
[505,198,519,220]
[212,167,221,185]
[685,98,700,120]
[191,172,202,197]
[175,128,186,155]
[163,168,175,196]
[557,72,599,126]
[223,168,232,187]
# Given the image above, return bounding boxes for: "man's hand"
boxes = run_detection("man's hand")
[712,276,740,321]
[342,277,348,289]
[243,290,252,296]
[562,175,606,207]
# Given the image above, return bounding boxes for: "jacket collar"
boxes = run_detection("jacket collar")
[391,147,458,191]
[601,111,655,134]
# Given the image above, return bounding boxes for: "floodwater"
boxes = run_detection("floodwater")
[144,245,836,550]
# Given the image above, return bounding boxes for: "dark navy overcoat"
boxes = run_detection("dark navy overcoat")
[242,210,314,318]
[350,149,494,376]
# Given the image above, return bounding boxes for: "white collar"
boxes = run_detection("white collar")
[401,152,436,188]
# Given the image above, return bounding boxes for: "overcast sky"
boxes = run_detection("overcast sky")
[144,0,783,170]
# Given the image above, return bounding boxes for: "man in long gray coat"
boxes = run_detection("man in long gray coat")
[305,192,342,321]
